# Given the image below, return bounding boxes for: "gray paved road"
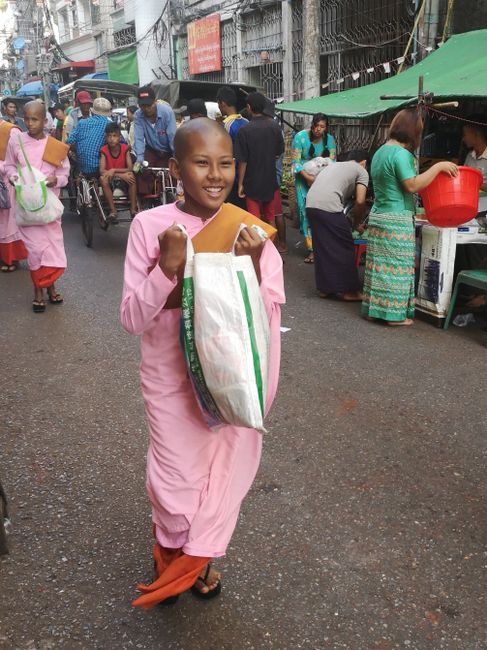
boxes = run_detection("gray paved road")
[1,213,486,650]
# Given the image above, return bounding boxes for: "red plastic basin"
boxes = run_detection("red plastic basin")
[420,165,483,227]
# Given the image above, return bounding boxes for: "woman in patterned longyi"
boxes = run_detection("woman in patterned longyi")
[361,109,458,326]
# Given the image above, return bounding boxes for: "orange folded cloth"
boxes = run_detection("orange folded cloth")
[132,544,209,609]
[30,267,64,288]
[42,136,69,167]
[0,122,20,161]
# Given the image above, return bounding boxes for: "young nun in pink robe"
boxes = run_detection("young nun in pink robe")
[5,101,69,312]
[120,118,285,607]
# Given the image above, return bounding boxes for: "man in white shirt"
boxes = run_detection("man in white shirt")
[457,115,487,307]
[463,114,487,192]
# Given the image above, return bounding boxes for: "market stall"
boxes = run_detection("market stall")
[276,29,487,326]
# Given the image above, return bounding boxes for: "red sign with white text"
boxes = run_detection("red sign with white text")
[187,14,221,75]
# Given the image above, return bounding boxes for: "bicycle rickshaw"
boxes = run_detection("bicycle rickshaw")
[76,164,177,247]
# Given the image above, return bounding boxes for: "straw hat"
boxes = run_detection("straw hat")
[92,97,112,116]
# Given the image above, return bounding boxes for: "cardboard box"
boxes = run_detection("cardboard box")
[416,226,457,319]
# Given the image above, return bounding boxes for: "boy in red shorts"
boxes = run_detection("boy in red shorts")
[99,122,137,222]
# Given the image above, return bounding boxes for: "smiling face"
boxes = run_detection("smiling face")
[23,102,46,138]
[170,122,235,220]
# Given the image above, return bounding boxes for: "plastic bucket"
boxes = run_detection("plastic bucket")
[420,166,483,227]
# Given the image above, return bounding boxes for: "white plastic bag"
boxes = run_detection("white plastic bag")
[180,224,270,432]
[303,156,333,176]
[14,135,64,227]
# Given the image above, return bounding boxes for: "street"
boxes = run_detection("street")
[1,211,486,650]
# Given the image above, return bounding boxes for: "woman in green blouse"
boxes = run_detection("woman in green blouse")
[362,109,458,326]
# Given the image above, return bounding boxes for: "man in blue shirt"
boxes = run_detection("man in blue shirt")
[217,86,248,209]
[133,85,176,195]
[67,97,112,175]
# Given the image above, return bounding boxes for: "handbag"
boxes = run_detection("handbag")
[180,223,270,432]
[14,135,64,227]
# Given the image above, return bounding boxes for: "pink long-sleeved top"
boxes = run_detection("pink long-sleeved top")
[120,202,285,557]
[4,133,69,271]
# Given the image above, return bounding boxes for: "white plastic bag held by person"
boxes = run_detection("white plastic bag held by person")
[13,135,64,227]
[180,224,270,432]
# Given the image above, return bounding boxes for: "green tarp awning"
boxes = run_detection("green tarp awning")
[108,48,139,85]
[277,30,487,118]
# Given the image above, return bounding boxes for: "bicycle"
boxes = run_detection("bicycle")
[76,173,104,248]
[138,163,178,210]
[76,173,136,247]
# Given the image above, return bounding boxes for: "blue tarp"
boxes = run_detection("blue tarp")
[80,72,108,80]
[16,81,59,97]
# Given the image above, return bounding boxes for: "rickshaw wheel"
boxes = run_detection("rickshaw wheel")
[92,191,109,231]
[80,204,94,248]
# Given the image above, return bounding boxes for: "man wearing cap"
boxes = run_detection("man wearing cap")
[66,98,113,175]
[64,91,93,141]
[133,85,177,195]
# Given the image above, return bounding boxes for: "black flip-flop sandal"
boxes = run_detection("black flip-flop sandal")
[48,293,64,305]
[1,264,16,273]
[32,300,46,313]
[190,564,222,601]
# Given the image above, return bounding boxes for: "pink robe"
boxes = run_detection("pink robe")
[4,133,69,273]
[120,201,285,558]
[0,160,27,263]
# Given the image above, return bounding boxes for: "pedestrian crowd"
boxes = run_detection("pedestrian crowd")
[1,83,478,609]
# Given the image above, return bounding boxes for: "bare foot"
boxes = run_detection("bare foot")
[387,318,414,327]
[342,292,364,302]
[304,253,314,264]
[192,565,221,595]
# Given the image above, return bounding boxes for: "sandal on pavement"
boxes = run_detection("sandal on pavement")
[32,300,46,313]
[108,213,119,224]
[48,292,64,305]
[304,254,314,264]
[1,264,16,273]
[190,564,222,601]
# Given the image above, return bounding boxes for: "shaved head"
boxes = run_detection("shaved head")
[173,117,231,159]
[24,100,46,119]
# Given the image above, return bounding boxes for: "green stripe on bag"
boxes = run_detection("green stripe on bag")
[237,270,264,416]
[181,276,224,423]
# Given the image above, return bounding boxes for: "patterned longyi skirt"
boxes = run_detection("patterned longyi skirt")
[361,211,415,322]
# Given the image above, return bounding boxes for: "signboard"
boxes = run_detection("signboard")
[187,14,221,75]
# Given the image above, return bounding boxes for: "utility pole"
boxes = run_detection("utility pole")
[37,37,54,108]
[302,0,320,98]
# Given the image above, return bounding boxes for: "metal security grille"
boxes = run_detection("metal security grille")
[240,4,283,69]
[319,0,413,92]
[291,0,304,100]
[259,62,283,100]
[221,19,238,81]
[113,25,136,48]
